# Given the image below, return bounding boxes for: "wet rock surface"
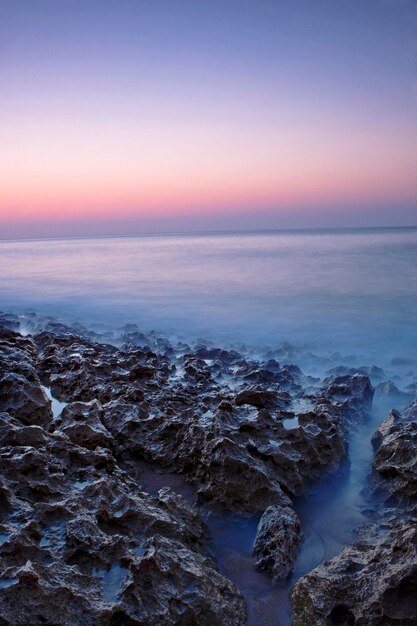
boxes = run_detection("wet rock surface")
[31,322,375,515]
[1,311,414,626]
[253,504,301,580]
[0,322,246,625]
[372,401,417,502]
[0,329,52,427]
[292,518,417,626]
[292,399,417,626]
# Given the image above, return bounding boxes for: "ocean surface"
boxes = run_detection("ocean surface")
[1,227,416,369]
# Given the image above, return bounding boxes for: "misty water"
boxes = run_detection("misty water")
[1,227,417,367]
[1,227,416,625]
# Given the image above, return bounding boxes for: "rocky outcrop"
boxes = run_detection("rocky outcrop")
[292,519,417,626]
[253,504,301,580]
[56,400,113,451]
[0,315,381,624]
[326,365,385,383]
[0,330,52,427]
[30,325,375,514]
[0,422,246,625]
[0,324,246,625]
[292,399,417,626]
[322,374,374,425]
[235,387,283,409]
[372,402,417,502]
[374,380,413,404]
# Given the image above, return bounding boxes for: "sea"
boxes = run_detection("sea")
[1,225,416,625]
[0,226,416,370]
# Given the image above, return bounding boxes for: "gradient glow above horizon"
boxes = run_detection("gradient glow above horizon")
[1,0,416,238]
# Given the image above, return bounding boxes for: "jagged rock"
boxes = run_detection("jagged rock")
[292,519,417,626]
[35,331,167,404]
[253,504,301,580]
[0,330,53,427]
[235,387,282,409]
[0,437,246,625]
[101,374,372,512]
[0,412,48,447]
[57,401,113,451]
[322,374,374,426]
[372,402,417,501]
[374,380,412,403]
[0,372,52,427]
[195,435,291,512]
[326,365,385,382]
[115,534,247,626]
[0,324,247,625]
[0,317,390,623]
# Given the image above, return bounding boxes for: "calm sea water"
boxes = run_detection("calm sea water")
[1,227,416,367]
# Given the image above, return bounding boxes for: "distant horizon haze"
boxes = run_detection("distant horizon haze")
[1,0,416,238]
[0,205,416,241]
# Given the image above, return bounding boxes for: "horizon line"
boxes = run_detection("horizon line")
[0,223,417,245]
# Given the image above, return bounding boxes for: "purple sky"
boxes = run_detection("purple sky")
[1,0,416,238]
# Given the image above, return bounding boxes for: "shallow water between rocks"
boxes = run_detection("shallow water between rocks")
[135,394,410,626]
[42,385,68,418]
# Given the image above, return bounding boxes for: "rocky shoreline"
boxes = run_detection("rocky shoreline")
[0,311,416,625]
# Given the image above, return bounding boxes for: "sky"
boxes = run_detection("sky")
[0,0,416,238]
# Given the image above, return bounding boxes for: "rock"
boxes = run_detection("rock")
[0,313,20,332]
[0,323,247,625]
[0,330,53,427]
[0,412,49,448]
[323,374,374,424]
[115,534,247,626]
[292,519,417,626]
[102,395,351,511]
[57,401,113,451]
[35,331,166,404]
[326,365,385,382]
[253,504,301,580]
[372,402,417,501]
[195,435,291,512]
[374,380,412,403]
[0,372,52,427]
[235,387,281,409]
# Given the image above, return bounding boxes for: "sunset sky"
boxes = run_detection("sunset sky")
[1,0,416,238]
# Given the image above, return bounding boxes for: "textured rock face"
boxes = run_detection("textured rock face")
[326,365,385,383]
[323,374,374,424]
[292,519,417,626]
[31,326,374,514]
[292,400,417,626]
[0,330,52,427]
[57,400,113,451]
[372,402,417,502]
[0,315,380,623]
[0,420,247,625]
[253,504,301,580]
[101,395,356,512]
[235,387,283,409]
[0,324,246,625]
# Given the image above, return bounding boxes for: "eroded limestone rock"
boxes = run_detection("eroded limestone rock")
[253,504,301,580]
